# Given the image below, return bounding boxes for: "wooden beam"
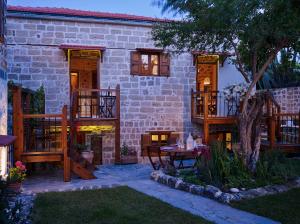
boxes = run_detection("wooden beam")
[12,86,23,162]
[21,155,63,163]
[62,105,71,182]
[115,84,121,163]
[270,114,276,149]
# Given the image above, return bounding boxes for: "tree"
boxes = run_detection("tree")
[152,0,300,171]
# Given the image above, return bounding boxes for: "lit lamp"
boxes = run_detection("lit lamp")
[204,77,211,85]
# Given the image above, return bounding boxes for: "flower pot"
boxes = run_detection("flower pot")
[120,155,138,164]
[81,150,94,164]
[7,182,22,194]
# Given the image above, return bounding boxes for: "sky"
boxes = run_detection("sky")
[8,0,175,19]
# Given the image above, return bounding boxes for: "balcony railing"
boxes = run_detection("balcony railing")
[191,90,241,120]
[71,86,120,120]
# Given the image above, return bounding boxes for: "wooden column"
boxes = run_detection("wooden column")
[270,114,276,149]
[12,86,23,161]
[115,84,121,163]
[62,105,71,182]
[203,93,209,144]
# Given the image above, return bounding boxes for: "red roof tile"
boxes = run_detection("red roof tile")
[8,5,170,23]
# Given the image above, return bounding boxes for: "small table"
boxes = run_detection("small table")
[160,144,209,169]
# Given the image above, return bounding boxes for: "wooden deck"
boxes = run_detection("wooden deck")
[11,85,121,181]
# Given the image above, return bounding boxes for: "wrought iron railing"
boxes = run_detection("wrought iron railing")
[71,87,120,120]
[191,90,241,119]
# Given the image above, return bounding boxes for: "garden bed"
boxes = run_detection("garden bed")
[151,170,300,203]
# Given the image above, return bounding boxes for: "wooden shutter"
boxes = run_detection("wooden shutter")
[141,134,151,156]
[159,53,170,76]
[130,51,141,75]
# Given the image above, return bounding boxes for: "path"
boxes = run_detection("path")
[23,164,279,224]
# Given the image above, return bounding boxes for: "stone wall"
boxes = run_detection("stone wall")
[0,0,7,176]
[272,87,300,113]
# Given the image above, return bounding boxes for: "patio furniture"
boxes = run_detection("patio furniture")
[160,144,209,169]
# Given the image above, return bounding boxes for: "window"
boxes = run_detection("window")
[131,50,170,76]
[0,0,6,43]
[225,132,232,150]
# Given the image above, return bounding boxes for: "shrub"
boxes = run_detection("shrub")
[191,142,298,190]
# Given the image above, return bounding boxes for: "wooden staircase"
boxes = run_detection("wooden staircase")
[70,152,96,180]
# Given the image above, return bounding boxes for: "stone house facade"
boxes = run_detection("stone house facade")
[5,6,245,163]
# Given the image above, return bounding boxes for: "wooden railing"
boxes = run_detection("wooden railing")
[268,112,300,147]
[191,89,241,120]
[14,105,70,181]
[71,85,120,120]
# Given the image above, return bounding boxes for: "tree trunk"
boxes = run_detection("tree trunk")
[238,95,265,172]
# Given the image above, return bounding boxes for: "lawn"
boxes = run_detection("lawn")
[31,186,211,224]
[231,188,300,224]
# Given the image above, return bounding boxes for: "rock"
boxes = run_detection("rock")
[157,174,168,185]
[241,188,246,191]
[167,176,177,188]
[218,193,234,203]
[204,185,222,199]
[176,181,191,192]
[230,188,239,193]
[190,185,205,195]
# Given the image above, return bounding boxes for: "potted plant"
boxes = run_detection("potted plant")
[120,142,138,164]
[75,143,94,164]
[7,161,26,194]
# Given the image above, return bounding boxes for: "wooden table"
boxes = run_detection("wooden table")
[160,144,209,169]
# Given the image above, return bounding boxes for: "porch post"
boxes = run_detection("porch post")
[62,105,71,182]
[115,84,121,163]
[12,86,23,161]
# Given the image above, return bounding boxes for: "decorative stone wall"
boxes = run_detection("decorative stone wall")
[272,87,300,113]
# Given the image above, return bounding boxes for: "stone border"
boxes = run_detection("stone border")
[151,170,300,203]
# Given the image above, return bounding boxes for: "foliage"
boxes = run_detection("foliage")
[73,143,88,153]
[182,142,299,190]
[30,85,45,114]
[255,150,298,185]
[0,177,8,224]
[195,142,253,189]
[8,161,26,183]
[120,142,137,156]
[258,48,300,89]
[31,187,211,224]
[232,188,300,224]
[4,200,26,224]
[121,142,129,156]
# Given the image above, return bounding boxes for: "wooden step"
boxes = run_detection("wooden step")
[21,151,63,163]
[71,160,96,180]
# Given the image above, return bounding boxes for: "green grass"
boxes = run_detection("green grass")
[231,188,300,224]
[31,186,211,224]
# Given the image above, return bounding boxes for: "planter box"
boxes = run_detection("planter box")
[119,155,138,164]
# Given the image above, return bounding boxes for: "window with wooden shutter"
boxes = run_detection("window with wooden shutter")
[130,51,141,75]
[160,53,170,76]
[0,0,5,43]
[130,50,170,77]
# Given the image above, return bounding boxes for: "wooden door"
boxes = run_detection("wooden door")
[91,135,102,165]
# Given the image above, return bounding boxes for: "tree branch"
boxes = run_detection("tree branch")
[241,48,281,113]
[230,39,251,83]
